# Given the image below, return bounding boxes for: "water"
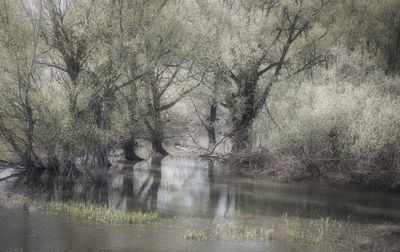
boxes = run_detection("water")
[1,155,399,251]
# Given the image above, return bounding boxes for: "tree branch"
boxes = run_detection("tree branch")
[158,64,182,98]
[257,62,279,77]
[158,73,205,112]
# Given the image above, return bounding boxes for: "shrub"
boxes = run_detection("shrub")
[252,48,400,188]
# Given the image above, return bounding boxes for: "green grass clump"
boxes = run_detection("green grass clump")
[222,223,274,241]
[286,228,301,242]
[43,201,157,224]
[184,230,207,241]
[283,213,346,246]
[240,226,274,240]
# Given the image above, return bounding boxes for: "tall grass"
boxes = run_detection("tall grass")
[43,201,157,224]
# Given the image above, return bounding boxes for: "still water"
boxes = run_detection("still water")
[1,155,399,251]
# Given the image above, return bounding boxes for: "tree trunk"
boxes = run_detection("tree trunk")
[25,95,40,186]
[94,146,111,169]
[46,142,60,174]
[123,137,144,161]
[230,125,251,152]
[147,88,168,156]
[93,100,111,168]
[25,158,37,186]
[207,102,217,149]
[152,136,168,156]
[47,154,60,175]
[228,77,258,152]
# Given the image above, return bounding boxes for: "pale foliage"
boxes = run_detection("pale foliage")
[255,47,400,170]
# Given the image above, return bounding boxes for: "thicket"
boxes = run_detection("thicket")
[248,48,400,189]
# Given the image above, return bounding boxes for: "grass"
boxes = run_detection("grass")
[184,230,207,240]
[186,223,275,242]
[283,213,347,246]
[225,224,274,241]
[43,201,157,224]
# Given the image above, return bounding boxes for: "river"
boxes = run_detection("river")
[0,155,399,251]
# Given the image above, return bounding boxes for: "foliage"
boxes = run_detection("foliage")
[330,0,400,74]
[253,47,400,187]
[0,0,399,189]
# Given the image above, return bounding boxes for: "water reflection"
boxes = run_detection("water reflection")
[157,156,210,217]
[35,155,400,223]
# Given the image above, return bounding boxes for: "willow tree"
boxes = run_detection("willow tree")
[127,1,205,156]
[38,0,134,167]
[183,2,231,150]
[199,0,332,151]
[0,0,45,184]
[37,0,100,168]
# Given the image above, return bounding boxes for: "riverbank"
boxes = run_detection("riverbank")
[224,150,400,192]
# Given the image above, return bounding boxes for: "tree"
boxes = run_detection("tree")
[135,1,204,156]
[0,0,45,184]
[190,66,230,150]
[197,0,331,151]
[38,0,135,167]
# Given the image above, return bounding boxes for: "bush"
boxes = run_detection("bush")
[252,48,400,189]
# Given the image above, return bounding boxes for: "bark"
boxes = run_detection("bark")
[24,89,43,185]
[230,121,252,152]
[146,77,169,156]
[24,157,46,186]
[152,136,169,156]
[145,111,169,156]
[92,98,112,168]
[386,30,400,74]
[25,158,37,186]
[150,109,169,156]
[207,102,217,148]
[47,154,60,174]
[228,74,259,152]
[122,137,144,161]
[46,140,60,174]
